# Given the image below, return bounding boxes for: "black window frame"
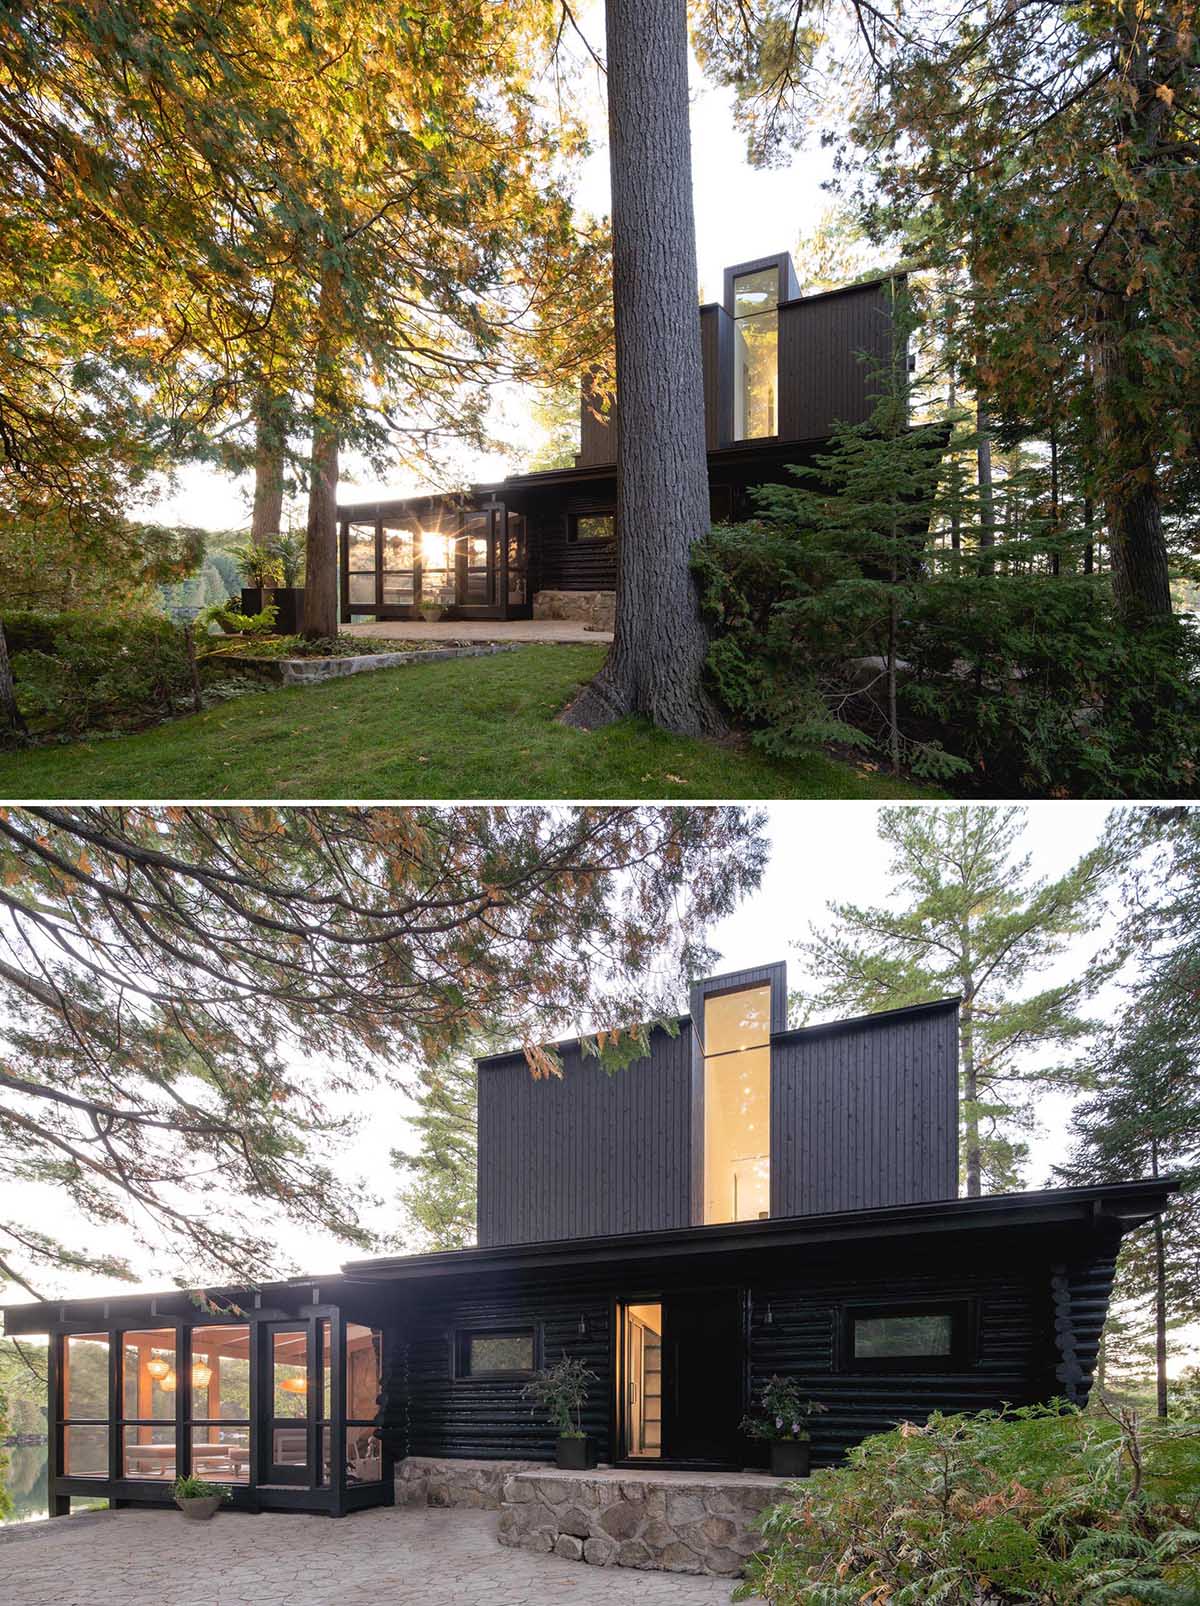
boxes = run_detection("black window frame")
[567,511,616,545]
[451,1325,541,1382]
[842,1300,972,1372]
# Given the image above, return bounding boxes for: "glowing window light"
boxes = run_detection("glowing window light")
[280,1375,308,1395]
[419,528,449,568]
[146,1357,170,1381]
[191,1361,213,1389]
[160,1369,177,1393]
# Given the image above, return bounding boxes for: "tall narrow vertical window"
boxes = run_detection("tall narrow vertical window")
[62,1333,109,1477]
[120,1329,177,1479]
[703,984,771,1223]
[345,1324,383,1485]
[732,269,779,440]
[188,1325,251,1484]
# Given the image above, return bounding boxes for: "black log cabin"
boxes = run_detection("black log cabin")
[336,254,906,625]
[3,961,1177,1517]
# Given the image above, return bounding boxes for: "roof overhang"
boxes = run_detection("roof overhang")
[340,1178,1179,1287]
[3,1179,1176,1335]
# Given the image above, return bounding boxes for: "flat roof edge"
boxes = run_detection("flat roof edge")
[342,1177,1180,1282]
[477,996,961,1072]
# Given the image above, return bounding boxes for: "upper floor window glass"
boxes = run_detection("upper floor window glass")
[703,983,771,1224]
[733,269,779,440]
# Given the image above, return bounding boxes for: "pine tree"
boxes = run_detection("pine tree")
[393,1048,479,1251]
[1057,806,1200,1418]
[798,806,1113,1195]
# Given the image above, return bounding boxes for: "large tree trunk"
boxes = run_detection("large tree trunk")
[303,266,342,640]
[562,0,724,737]
[251,396,285,543]
[1092,299,1172,619]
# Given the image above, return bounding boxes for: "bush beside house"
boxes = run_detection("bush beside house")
[736,1405,1200,1604]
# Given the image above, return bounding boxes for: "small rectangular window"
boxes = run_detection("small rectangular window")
[569,513,615,543]
[455,1328,536,1378]
[845,1304,967,1370]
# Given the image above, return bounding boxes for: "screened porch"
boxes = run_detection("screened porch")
[339,495,529,622]
[14,1282,394,1519]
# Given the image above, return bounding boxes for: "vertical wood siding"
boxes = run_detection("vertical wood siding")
[771,1004,959,1217]
[477,1029,692,1247]
[700,304,733,448]
[778,281,901,440]
[578,376,615,467]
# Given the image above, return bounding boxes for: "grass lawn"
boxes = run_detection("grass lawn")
[0,645,940,800]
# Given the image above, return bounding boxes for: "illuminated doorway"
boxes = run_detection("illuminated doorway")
[619,1302,662,1459]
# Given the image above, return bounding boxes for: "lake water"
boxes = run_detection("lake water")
[3,1440,49,1523]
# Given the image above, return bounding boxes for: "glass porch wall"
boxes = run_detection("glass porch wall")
[340,503,524,618]
[51,1311,387,1515]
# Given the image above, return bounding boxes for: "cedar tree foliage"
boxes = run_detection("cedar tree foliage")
[694,0,1198,620]
[0,805,765,1296]
[0,2,608,584]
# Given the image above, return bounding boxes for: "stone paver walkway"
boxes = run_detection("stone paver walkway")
[344,619,612,645]
[5,1507,741,1605]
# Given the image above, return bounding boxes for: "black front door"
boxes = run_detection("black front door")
[662,1288,744,1464]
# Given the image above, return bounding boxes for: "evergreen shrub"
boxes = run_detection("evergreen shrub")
[695,520,1200,798]
[3,609,193,739]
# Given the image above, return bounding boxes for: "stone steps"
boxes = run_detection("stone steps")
[496,1467,788,1578]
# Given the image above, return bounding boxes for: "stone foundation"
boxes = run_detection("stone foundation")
[497,1468,785,1577]
[395,1455,540,1510]
[532,590,615,632]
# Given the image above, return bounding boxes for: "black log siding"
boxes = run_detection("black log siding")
[1051,1252,1118,1405]
[385,1279,613,1463]
[771,1003,959,1218]
[746,1253,1058,1468]
[777,280,903,441]
[381,1234,1106,1468]
[529,497,618,593]
[477,1028,692,1248]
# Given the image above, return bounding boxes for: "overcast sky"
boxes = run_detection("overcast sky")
[144,0,835,533]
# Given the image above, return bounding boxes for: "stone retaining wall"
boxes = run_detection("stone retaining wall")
[395,1455,541,1510]
[206,642,518,687]
[497,1469,784,1577]
[532,590,615,632]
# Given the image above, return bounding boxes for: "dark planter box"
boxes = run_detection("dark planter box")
[269,587,305,634]
[555,1436,597,1471]
[241,587,305,634]
[770,1440,810,1478]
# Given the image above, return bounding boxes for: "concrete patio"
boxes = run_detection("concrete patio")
[344,619,612,646]
[3,1506,740,1605]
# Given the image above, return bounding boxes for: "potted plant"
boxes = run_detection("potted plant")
[172,1474,229,1521]
[233,540,285,618]
[418,600,445,623]
[267,531,306,633]
[522,1356,598,1470]
[740,1377,826,1477]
